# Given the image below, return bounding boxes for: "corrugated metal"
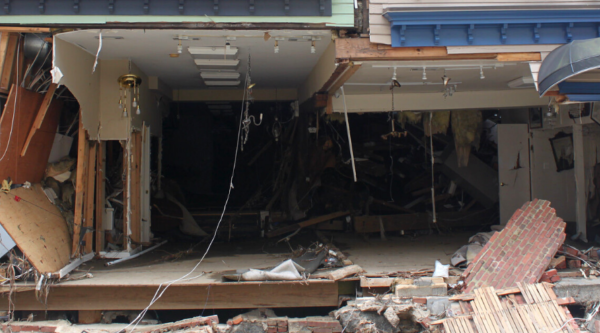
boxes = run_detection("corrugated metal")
[369,0,600,45]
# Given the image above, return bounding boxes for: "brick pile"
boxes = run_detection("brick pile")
[229,316,343,333]
[1,321,64,333]
[463,199,566,293]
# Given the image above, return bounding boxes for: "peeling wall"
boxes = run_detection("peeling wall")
[53,38,101,138]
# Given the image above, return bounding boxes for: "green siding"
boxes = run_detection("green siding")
[0,0,355,27]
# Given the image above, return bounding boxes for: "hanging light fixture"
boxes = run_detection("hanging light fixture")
[310,41,316,54]
[422,67,427,80]
[177,39,183,54]
[274,41,279,54]
[441,70,451,88]
[118,74,142,117]
[480,66,485,79]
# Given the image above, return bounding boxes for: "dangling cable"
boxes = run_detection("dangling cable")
[429,112,437,223]
[340,86,357,182]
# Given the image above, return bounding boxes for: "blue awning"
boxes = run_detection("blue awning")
[384,10,600,47]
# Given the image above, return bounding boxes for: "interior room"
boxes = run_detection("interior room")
[0,28,598,316]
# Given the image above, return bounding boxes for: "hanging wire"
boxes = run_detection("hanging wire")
[429,112,437,223]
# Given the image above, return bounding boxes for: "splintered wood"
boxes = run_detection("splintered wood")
[439,283,580,333]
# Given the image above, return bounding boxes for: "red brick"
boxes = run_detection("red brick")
[267,328,278,333]
[232,315,243,325]
[567,260,582,269]
[313,329,332,333]
[413,297,427,304]
[19,326,40,332]
[40,327,57,333]
[7,326,21,332]
[565,247,579,256]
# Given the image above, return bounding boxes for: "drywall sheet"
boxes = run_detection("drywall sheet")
[0,184,71,273]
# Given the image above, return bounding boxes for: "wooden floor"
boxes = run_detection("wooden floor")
[0,233,472,311]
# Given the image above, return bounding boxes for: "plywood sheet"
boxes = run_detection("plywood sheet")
[0,85,62,184]
[0,184,71,273]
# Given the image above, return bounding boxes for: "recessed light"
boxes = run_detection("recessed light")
[200,72,240,80]
[205,80,241,86]
[189,46,238,56]
[194,59,240,67]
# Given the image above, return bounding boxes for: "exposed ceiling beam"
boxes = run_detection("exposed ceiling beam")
[0,27,51,33]
[336,38,541,62]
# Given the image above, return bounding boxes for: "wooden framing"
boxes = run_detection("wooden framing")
[0,281,338,310]
[0,27,51,34]
[21,83,58,156]
[122,141,129,248]
[0,33,18,91]
[72,115,89,256]
[130,131,142,245]
[95,142,105,253]
[335,38,541,62]
[83,142,97,254]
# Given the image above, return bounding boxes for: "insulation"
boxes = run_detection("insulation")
[451,110,482,167]
[423,111,450,137]
[396,111,422,128]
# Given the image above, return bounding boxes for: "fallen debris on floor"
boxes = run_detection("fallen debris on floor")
[462,199,566,292]
[394,277,448,297]
[436,283,580,333]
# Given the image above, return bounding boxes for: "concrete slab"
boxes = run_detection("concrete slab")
[555,277,600,303]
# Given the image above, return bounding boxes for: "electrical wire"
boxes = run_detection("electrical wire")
[116,70,250,333]
[0,34,21,163]
[429,112,437,223]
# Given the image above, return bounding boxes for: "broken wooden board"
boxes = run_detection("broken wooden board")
[267,211,349,238]
[0,85,62,184]
[20,83,58,156]
[0,183,71,273]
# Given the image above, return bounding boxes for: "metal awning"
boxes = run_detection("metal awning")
[538,37,600,97]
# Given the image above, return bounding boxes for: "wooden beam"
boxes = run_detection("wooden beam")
[336,38,495,61]
[83,142,97,254]
[21,83,58,156]
[78,310,103,324]
[95,142,105,254]
[72,114,89,256]
[327,62,362,96]
[0,33,18,91]
[0,281,338,310]
[496,52,541,62]
[0,27,51,34]
[122,141,129,248]
[318,60,351,94]
[267,211,349,238]
[0,33,10,74]
[130,131,142,245]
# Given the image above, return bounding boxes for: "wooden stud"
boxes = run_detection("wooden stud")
[325,94,333,115]
[21,83,58,156]
[130,131,142,245]
[0,27,51,34]
[78,310,102,324]
[0,33,18,91]
[496,53,541,62]
[0,33,10,73]
[83,142,97,254]
[122,141,129,248]
[95,142,105,253]
[72,113,89,256]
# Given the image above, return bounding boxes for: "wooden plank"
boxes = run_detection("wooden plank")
[462,317,476,333]
[326,62,361,95]
[497,53,541,62]
[472,314,488,333]
[0,184,71,273]
[267,211,349,237]
[130,131,142,245]
[83,142,96,254]
[443,319,452,333]
[517,282,533,304]
[0,282,339,310]
[0,85,61,184]
[0,33,17,90]
[122,141,129,248]
[0,33,10,77]
[335,38,499,62]
[516,305,537,333]
[78,310,102,324]
[360,277,394,288]
[20,83,58,156]
[535,284,551,302]
[72,115,89,256]
[527,284,543,304]
[95,142,105,254]
[0,27,51,33]
[449,318,462,333]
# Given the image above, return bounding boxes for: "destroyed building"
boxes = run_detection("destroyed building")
[0,1,600,332]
